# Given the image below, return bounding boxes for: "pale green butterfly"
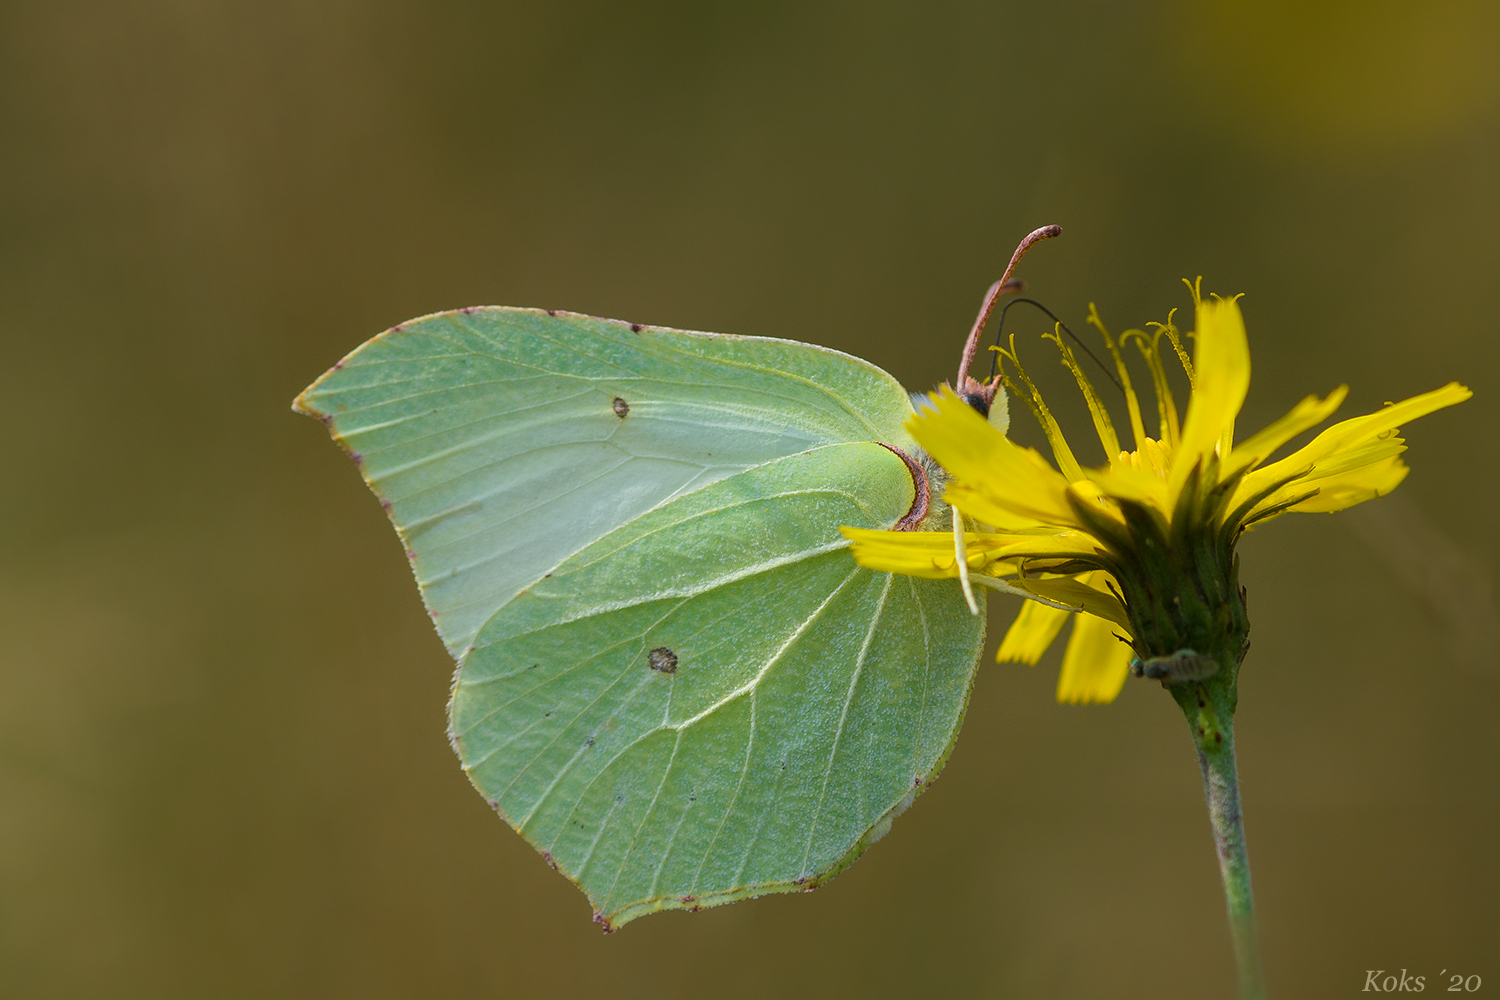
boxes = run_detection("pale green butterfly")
[294,227,1060,929]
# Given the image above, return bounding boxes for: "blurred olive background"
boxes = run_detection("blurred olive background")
[2,1,1497,997]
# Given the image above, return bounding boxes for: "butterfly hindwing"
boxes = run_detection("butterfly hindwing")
[452,443,983,924]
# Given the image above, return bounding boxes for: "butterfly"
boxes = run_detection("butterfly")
[294,227,1059,929]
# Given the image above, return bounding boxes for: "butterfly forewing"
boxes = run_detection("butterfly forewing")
[295,308,921,657]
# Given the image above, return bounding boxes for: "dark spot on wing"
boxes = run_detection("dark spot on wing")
[612,396,630,418]
[648,647,678,674]
[546,309,557,316]
[630,322,643,333]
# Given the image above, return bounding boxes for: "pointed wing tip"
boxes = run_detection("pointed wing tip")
[290,306,519,419]
[290,390,321,419]
[292,355,356,419]
[291,387,337,429]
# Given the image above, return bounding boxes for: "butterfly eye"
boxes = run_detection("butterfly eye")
[959,392,989,416]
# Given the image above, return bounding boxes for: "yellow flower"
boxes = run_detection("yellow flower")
[845,282,1470,705]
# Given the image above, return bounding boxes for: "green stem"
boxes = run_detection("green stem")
[1194,716,1266,1000]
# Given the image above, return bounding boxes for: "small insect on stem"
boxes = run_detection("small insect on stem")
[1129,649,1220,684]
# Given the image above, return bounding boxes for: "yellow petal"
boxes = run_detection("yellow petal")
[1263,455,1411,518]
[996,599,1071,665]
[1015,572,1132,634]
[1082,460,1171,518]
[1224,385,1348,476]
[1233,382,1471,513]
[936,503,1104,560]
[1171,296,1250,499]
[1243,438,1403,522]
[908,387,1078,526]
[940,483,1034,532]
[842,526,1011,579]
[1056,612,1132,704]
[966,526,1108,563]
[1293,455,1411,513]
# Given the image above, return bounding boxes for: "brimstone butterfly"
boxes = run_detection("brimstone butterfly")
[294,227,1060,929]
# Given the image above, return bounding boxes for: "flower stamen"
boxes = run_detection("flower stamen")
[992,335,1085,482]
[1121,326,1183,447]
[1087,305,1149,450]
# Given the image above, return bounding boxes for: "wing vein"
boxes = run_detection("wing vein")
[668,567,864,733]
[798,572,893,875]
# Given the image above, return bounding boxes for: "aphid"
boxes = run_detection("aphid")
[1128,649,1220,684]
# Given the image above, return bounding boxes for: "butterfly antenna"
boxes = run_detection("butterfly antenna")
[956,225,1062,401]
[987,297,1125,396]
